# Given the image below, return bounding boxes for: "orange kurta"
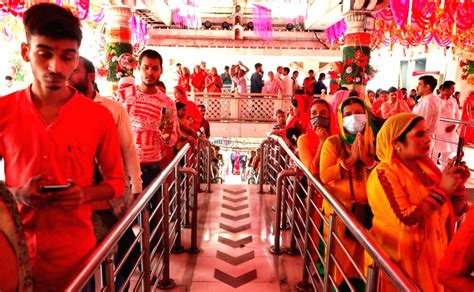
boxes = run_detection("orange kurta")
[319,135,371,287]
[367,113,451,291]
[367,160,449,291]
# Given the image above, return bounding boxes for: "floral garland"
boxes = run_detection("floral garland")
[105,42,136,82]
[340,46,376,85]
[459,59,474,81]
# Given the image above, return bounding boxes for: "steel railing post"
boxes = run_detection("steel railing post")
[297,184,316,291]
[366,264,380,292]
[271,170,296,255]
[323,213,337,292]
[104,254,116,292]
[172,167,185,253]
[141,208,151,292]
[206,141,212,193]
[157,183,175,290]
[257,140,267,194]
[287,172,301,255]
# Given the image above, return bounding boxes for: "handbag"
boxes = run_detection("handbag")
[345,168,374,240]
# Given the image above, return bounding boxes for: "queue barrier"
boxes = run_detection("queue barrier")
[259,135,420,291]
[65,140,210,291]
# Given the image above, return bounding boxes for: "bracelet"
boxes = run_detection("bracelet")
[428,190,448,206]
[340,161,351,170]
[366,160,377,169]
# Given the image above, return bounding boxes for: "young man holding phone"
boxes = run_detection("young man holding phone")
[114,49,178,188]
[0,4,125,289]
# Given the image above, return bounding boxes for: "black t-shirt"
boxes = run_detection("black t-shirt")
[239,154,248,168]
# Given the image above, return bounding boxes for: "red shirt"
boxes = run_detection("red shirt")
[0,87,125,289]
[114,86,178,163]
[191,70,207,92]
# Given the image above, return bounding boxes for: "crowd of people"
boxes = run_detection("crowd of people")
[265,75,473,290]
[0,3,473,291]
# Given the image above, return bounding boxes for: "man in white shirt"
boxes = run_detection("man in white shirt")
[433,80,459,168]
[69,57,142,196]
[281,67,293,98]
[231,61,249,94]
[413,75,440,140]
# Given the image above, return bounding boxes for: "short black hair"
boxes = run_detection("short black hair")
[418,75,437,91]
[23,3,82,45]
[5,75,13,81]
[198,104,206,110]
[294,88,305,95]
[308,69,314,74]
[285,127,302,147]
[276,109,285,116]
[441,80,455,90]
[397,117,424,144]
[283,67,290,74]
[318,73,326,80]
[255,63,262,69]
[176,102,186,111]
[138,49,163,66]
[176,63,181,66]
[388,86,398,93]
[225,65,229,70]
[80,57,95,74]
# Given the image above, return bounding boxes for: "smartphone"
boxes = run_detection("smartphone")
[39,184,71,192]
[455,125,466,165]
[455,136,464,165]
[160,107,173,128]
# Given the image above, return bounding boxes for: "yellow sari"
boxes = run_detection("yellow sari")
[367,113,451,291]
[319,98,377,287]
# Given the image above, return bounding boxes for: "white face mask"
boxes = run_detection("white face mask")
[343,114,366,134]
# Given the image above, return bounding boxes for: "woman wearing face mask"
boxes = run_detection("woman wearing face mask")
[297,99,337,177]
[367,113,470,292]
[319,97,378,291]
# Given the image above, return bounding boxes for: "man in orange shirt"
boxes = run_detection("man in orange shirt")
[0,4,125,289]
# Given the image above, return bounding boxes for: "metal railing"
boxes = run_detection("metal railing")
[197,138,212,192]
[183,91,322,122]
[259,135,420,291]
[65,143,202,291]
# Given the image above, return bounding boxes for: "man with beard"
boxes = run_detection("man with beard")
[68,56,142,290]
[68,56,142,205]
[114,49,178,188]
[0,4,125,289]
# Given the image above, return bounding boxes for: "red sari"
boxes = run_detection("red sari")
[461,94,474,144]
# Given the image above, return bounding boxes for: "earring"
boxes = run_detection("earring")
[396,147,401,152]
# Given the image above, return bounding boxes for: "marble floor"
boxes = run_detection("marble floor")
[158,184,304,291]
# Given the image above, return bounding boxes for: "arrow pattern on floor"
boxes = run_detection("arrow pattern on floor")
[214,188,257,288]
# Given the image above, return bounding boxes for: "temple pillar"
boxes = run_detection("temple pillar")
[340,12,374,95]
[103,5,133,95]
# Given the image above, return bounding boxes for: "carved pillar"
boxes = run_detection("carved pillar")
[340,12,374,95]
[103,5,133,94]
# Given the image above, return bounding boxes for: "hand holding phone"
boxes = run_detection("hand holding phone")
[38,183,72,193]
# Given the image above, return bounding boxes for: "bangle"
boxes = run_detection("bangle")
[428,193,447,206]
[366,160,377,169]
[340,161,351,170]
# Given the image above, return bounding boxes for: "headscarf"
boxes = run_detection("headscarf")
[286,94,309,133]
[328,90,351,117]
[306,99,338,153]
[375,113,420,163]
[337,97,377,157]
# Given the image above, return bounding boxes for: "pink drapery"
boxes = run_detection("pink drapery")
[325,19,346,45]
[252,4,272,40]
